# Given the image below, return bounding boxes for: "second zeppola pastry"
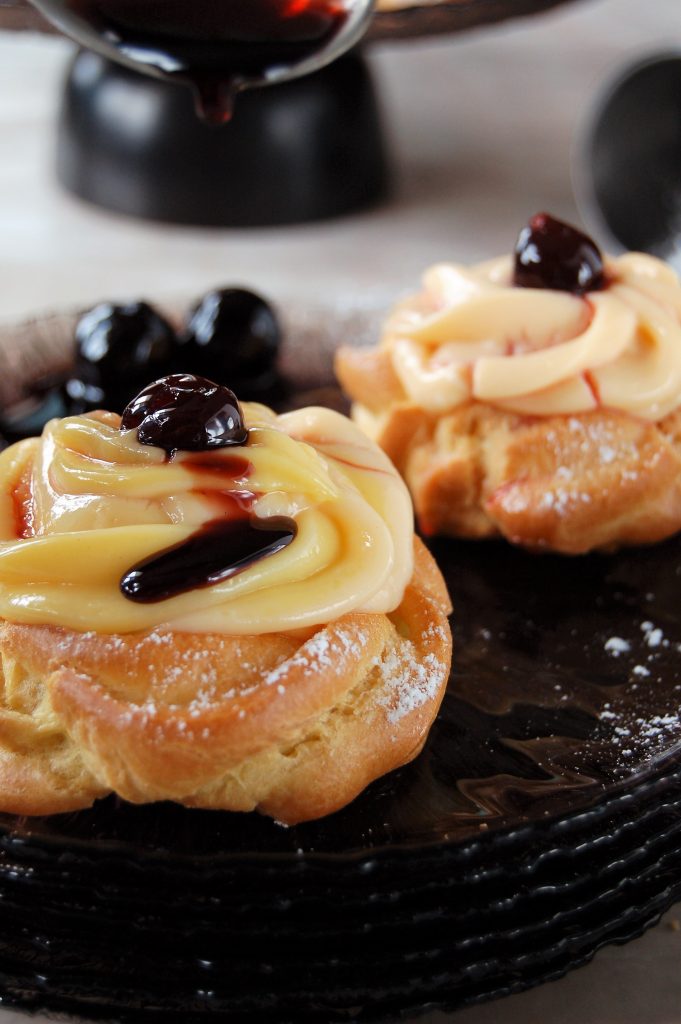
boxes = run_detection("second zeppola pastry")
[336,214,681,554]
[0,375,451,824]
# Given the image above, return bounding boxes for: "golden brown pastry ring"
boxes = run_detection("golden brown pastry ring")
[0,538,451,825]
[336,346,681,554]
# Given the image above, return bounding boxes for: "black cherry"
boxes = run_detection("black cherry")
[513,213,606,295]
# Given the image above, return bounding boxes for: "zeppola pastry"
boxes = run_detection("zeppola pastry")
[0,375,451,823]
[336,214,681,553]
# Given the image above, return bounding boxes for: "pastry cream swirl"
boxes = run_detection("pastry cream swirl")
[386,252,681,420]
[0,404,414,634]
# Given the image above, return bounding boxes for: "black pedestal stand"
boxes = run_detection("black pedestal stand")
[56,48,390,227]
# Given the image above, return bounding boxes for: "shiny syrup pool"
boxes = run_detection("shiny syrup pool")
[35,0,349,123]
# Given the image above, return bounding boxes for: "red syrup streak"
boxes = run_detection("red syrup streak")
[12,470,34,539]
[121,448,295,602]
[182,452,257,514]
[321,452,392,476]
[175,454,252,476]
[40,0,350,124]
[583,371,602,406]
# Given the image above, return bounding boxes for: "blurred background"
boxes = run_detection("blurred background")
[0,0,678,326]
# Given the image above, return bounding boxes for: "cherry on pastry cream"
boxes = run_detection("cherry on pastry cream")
[513,212,606,295]
[121,374,248,453]
[65,301,178,414]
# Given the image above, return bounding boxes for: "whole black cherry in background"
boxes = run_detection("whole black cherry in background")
[179,288,283,398]
[513,212,606,295]
[30,0,350,124]
[64,301,177,415]
[63,288,282,415]
[0,286,283,444]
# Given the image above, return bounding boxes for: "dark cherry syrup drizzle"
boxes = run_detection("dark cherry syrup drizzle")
[513,212,606,294]
[32,0,350,124]
[120,516,296,603]
[119,374,296,602]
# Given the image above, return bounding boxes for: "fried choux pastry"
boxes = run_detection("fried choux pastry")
[336,214,681,554]
[0,375,451,824]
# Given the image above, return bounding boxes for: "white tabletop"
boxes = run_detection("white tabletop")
[1,0,681,1020]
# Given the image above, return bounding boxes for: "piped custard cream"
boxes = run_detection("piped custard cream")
[0,400,414,635]
[377,251,681,420]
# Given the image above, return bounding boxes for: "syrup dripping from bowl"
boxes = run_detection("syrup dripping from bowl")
[28,0,375,123]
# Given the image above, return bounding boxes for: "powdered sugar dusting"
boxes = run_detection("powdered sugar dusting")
[263,626,368,688]
[375,626,445,726]
[604,637,630,656]
[600,698,681,763]
[587,603,681,774]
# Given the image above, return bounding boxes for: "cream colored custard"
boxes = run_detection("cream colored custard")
[383,252,681,420]
[0,404,414,634]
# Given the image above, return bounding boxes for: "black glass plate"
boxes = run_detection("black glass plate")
[5,528,681,857]
[1,524,681,1020]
